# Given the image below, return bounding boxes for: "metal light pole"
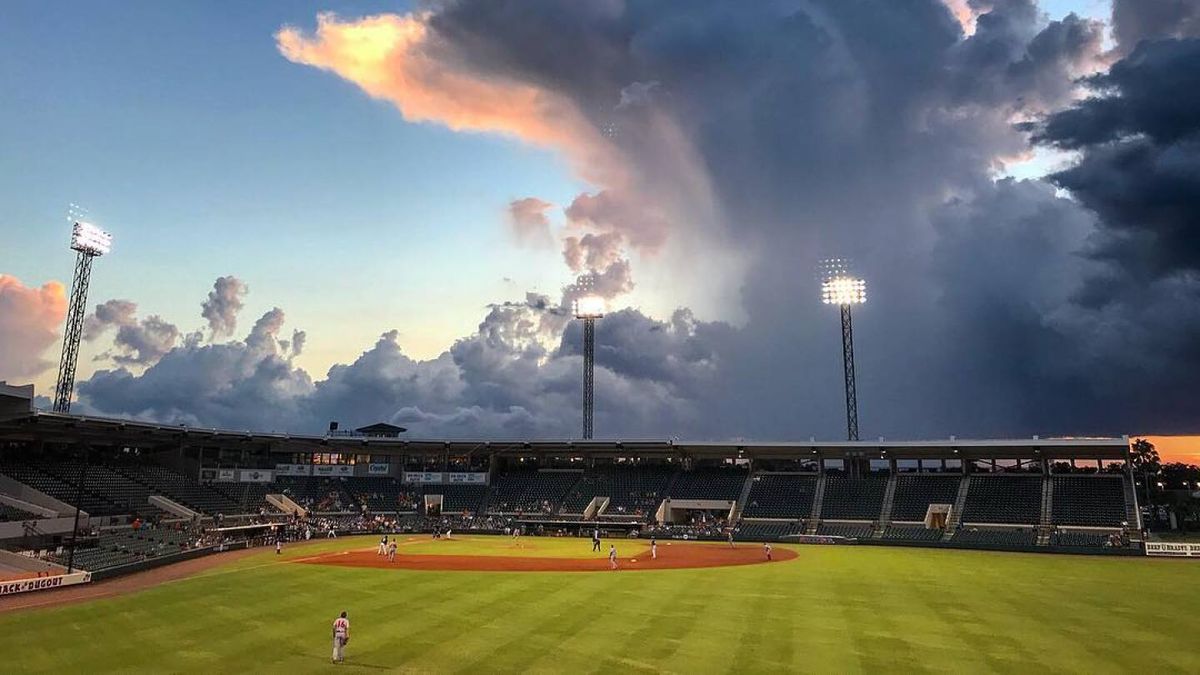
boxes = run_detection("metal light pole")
[574,296,605,440]
[53,220,112,413]
[820,260,866,441]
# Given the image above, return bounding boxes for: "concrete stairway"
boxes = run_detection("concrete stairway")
[806,474,827,534]
[942,476,971,541]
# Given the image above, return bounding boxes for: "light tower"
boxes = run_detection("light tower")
[820,259,866,441]
[573,295,605,439]
[53,219,112,413]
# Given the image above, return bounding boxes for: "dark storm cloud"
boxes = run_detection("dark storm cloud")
[1112,0,1200,54]
[73,1,1200,437]
[1037,39,1200,282]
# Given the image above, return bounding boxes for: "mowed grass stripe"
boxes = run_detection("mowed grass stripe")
[0,537,1197,673]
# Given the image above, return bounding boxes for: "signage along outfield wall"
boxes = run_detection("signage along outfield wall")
[1145,542,1200,557]
[313,465,353,477]
[405,472,443,484]
[0,571,92,596]
[448,472,487,484]
[368,463,391,475]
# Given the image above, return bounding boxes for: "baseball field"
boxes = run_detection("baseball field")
[0,535,1196,673]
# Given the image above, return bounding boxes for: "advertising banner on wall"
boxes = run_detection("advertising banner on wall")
[447,472,487,484]
[199,468,218,482]
[314,466,334,476]
[368,463,390,475]
[333,465,353,477]
[216,469,236,482]
[274,464,312,476]
[1145,542,1200,557]
[0,571,92,597]
[404,472,444,484]
[238,469,273,483]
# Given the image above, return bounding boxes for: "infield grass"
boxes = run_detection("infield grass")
[1,535,1197,674]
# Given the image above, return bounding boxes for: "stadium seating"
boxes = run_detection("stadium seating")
[741,474,817,519]
[961,475,1042,524]
[485,469,581,513]
[734,520,804,541]
[0,462,123,516]
[340,477,421,513]
[889,475,961,522]
[116,465,242,515]
[1051,476,1126,527]
[667,467,748,501]
[432,484,488,514]
[0,501,40,522]
[816,521,875,538]
[820,476,888,520]
[274,476,357,512]
[952,527,1037,546]
[47,527,197,572]
[562,465,674,517]
[881,525,944,542]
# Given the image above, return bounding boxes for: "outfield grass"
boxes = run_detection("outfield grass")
[1,535,1197,674]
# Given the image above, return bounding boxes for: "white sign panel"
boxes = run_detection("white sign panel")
[404,472,444,484]
[216,469,236,483]
[0,571,92,596]
[1145,542,1200,557]
[368,463,390,475]
[239,469,273,483]
[314,466,334,476]
[447,472,487,484]
[274,464,312,476]
[333,465,353,477]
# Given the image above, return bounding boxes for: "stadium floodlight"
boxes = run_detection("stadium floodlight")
[821,277,866,306]
[818,258,866,442]
[70,221,112,256]
[572,294,605,439]
[54,218,114,414]
[573,295,606,319]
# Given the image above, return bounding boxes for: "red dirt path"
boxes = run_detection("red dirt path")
[301,543,797,572]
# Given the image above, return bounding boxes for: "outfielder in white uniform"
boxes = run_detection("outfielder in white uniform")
[609,544,618,570]
[332,611,350,664]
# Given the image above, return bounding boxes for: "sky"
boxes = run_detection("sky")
[2,0,1200,460]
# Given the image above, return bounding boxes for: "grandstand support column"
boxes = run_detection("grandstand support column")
[67,445,90,574]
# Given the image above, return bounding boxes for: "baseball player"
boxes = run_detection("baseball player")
[764,542,773,561]
[609,544,618,570]
[651,536,658,560]
[276,538,282,555]
[377,535,387,556]
[331,611,350,664]
[387,539,397,563]
[727,529,735,548]
[592,528,601,552]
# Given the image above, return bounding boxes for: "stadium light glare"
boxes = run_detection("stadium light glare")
[821,276,866,305]
[70,221,112,256]
[573,295,605,319]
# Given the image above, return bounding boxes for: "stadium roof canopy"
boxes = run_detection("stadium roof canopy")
[0,410,1130,461]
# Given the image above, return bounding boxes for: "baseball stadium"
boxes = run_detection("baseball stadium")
[0,384,1197,673]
